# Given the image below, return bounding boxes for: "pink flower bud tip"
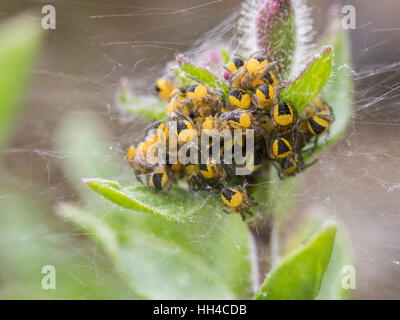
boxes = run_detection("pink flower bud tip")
[223,71,231,80]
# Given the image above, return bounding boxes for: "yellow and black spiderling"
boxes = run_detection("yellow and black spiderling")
[169,161,182,175]
[226,111,252,130]
[199,162,214,179]
[130,142,152,182]
[187,84,223,117]
[166,87,191,119]
[229,89,251,109]
[171,86,187,97]
[227,57,244,73]
[308,116,329,136]
[167,99,191,119]
[187,84,208,100]
[229,66,246,88]
[254,83,275,109]
[155,78,177,101]
[221,187,252,220]
[278,154,299,177]
[230,56,273,90]
[276,154,317,179]
[201,116,217,135]
[148,168,171,191]
[126,145,136,163]
[300,97,333,136]
[270,136,292,159]
[199,160,226,183]
[261,70,277,86]
[245,56,269,74]
[271,101,295,128]
[251,70,277,88]
[184,163,200,176]
[175,119,198,145]
[249,149,263,172]
[184,163,209,190]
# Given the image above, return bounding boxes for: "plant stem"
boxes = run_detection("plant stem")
[247,214,274,292]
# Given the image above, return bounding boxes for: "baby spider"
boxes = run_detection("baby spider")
[253,83,277,110]
[299,97,334,137]
[230,56,275,90]
[273,154,318,180]
[147,166,174,191]
[186,83,224,117]
[155,78,179,101]
[221,186,254,220]
[268,135,293,159]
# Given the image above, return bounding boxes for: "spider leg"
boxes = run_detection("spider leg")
[302,158,318,171]
[271,161,284,180]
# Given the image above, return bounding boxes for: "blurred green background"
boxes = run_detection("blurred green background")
[0,0,400,299]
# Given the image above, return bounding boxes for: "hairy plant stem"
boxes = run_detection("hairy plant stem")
[247,213,276,293]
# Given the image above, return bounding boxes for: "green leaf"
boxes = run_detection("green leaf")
[57,204,238,299]
[117,84,166,120]
[57,202,253,299]
[254,220,337,300]
[319,16,354,152]
[119,236,235,299]
[178,59,229,97]
[279,46,333,114]
[0,14,43,152]
[84,178,225,222]
[316,225,354,300]
[256,0,295,81]
[98,196,252,298]
[283,208,354,300]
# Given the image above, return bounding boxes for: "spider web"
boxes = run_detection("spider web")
[1,0,400,299]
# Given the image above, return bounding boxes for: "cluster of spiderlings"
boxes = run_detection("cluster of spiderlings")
[127,56,334,220]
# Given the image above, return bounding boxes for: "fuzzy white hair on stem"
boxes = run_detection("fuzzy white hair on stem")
[236,0,263,56]
[235,0,315,73]
[291,0,316,75]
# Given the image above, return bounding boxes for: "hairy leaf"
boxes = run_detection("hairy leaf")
[84,178,224,222]
[57,204,241,299]
[0,14,43,152]
[319,14,354,152]
[254,220,337,300]
[279,46,333,113]
[177,58,229,97]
